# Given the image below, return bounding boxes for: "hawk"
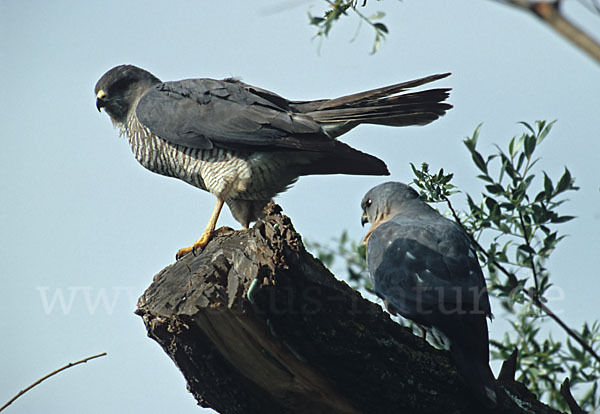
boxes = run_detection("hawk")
[95,65,451,258]
[361,182,497,408]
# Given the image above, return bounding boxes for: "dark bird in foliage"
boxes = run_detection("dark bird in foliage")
[95,65,452,259]
[361,182,497,408]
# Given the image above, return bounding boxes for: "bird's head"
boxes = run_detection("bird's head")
[361,181,420,232]
[95,65,161,124]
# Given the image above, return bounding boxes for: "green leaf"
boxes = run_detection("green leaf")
[527,157,540,171]
[555,167,572,195]
[373,22,388,34]
[485,184,504,195]
[511,135,524,158]
[477,174,494,183]
[485,196,500,214]
[512,186,526,204]
[508,136,516,158]
[464,124,482,152]
[309,15,326,25]
[536,120,556,145]
[371,31,384,54]
[543,173,554,197]
[340,230,348,244]
[524,133,537,159]
[551,215,575,223]
[516,152,525,174]
[532,204,548,224]
[519,121,535,134]
[471,151,488,174]
[534,191,547,203]
[523,173,535,190]
[369,11,386,20]
[518,244,535,256]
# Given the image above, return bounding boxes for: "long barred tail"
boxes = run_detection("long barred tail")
[291,73,452,137]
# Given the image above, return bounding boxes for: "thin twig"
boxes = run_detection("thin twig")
[0,352,107,412]
[517,210,540,296]
[350,3,380,31]
[442,195,600,365]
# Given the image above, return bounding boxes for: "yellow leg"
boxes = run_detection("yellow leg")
[176,198,225,260]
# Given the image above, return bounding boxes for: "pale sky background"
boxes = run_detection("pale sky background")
[1,1,599,413]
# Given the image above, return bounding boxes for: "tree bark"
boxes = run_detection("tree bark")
[136,203,563,414]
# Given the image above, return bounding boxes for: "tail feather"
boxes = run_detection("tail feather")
[441,313,498,409]
[307,99,450,126]
[290,73,452,137]
[450,342,498,409]
[297,141,389,176]
[316,73,451,109]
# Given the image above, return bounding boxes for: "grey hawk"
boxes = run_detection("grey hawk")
[95,65,452,259]
[361,182,497,408]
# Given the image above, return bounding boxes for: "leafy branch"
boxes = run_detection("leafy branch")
[410,121,599,410]
[309,0,388,54]
[307,0,600,62]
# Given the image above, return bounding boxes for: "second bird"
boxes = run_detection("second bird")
[94,65,452,258]
[361,182,497,408]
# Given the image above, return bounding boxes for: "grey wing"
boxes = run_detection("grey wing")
[440,220,492,316]
[135,78,333,151]
[367,218,491,322]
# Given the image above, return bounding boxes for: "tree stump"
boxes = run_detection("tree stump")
[136,203,562,414]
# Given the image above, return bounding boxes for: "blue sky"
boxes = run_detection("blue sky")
[1,1,599,412]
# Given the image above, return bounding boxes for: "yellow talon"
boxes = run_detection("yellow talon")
[176,232,213,259]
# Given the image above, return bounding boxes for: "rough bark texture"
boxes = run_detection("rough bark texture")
[136,204,563,414]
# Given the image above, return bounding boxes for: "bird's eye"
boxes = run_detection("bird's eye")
[365,199,372,208]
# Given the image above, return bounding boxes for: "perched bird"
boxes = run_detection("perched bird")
[95,65,451,259]
[361,182,497,408]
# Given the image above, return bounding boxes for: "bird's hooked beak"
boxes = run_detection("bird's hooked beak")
[96,90,107,112]
[361,211,369,227]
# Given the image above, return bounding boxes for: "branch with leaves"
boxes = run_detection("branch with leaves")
[309,0,388,54]
[413,122,599,411]
[308,0,600,62]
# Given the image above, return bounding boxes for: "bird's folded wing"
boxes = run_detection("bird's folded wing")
[136,79,333,151]
[368,219,491,316]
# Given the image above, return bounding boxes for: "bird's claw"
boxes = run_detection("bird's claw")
[175,232,212,260]
[175,247,190,261]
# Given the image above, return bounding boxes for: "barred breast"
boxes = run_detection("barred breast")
[124,115,307,202]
